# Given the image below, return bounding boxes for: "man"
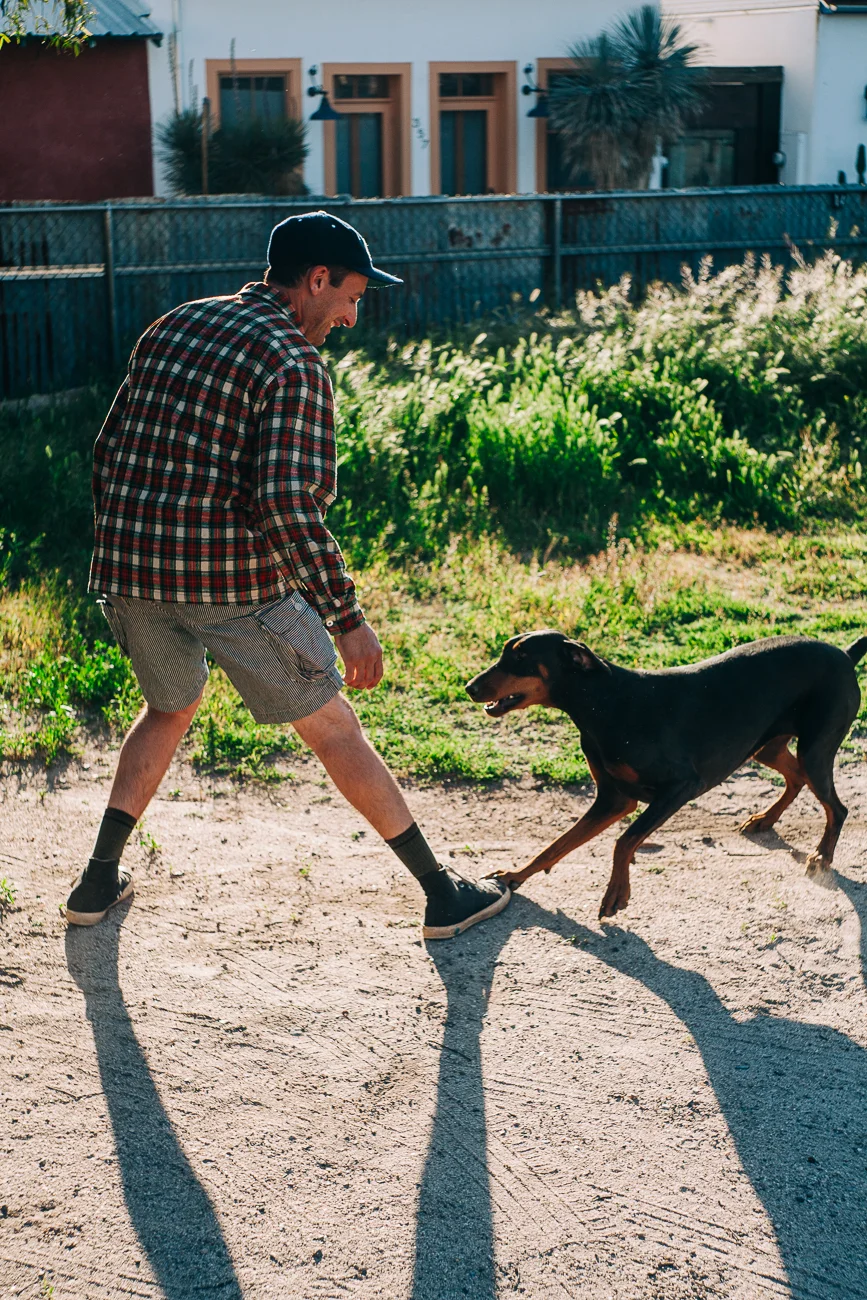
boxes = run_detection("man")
[66,211,510,941]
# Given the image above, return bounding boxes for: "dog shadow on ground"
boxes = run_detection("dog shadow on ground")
[414,882,867,1300]
[65,910,243,1300]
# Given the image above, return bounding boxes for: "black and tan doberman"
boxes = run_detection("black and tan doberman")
[467,632,867,919]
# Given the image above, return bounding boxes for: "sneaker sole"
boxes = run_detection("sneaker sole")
[66,880,134,927]
[422,885,511,940]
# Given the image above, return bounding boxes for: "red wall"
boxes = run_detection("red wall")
[0,40,154,201]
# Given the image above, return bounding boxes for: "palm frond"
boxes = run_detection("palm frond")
[549,4,708,191]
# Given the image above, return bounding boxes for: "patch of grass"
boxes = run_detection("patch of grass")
[5,524,867,781]
[3,252,867,782]
[2,526,867,783]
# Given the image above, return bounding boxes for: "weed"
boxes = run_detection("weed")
[0,877,17,909]
[138,827,160,858]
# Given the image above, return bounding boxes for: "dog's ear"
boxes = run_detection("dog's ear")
[560,640,610,673]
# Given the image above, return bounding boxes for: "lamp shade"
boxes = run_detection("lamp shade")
[310,93,343,122]
[527,94,549,119]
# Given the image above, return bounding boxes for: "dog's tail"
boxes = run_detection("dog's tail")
[846,636,867,666]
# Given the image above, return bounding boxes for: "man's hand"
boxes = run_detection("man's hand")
[334,622,383,690]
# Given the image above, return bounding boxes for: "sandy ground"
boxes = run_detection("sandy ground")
[2,746,867,1300]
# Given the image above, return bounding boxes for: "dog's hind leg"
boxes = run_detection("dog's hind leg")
[494,787,637,890]
[740,735,805,834]
[799,739,849,875]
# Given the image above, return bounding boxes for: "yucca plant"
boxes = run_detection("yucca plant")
[156,110,308,196]
[156,108,205,196]
[550,4,706,190]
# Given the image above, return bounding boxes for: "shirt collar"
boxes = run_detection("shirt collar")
[240,280,300,328]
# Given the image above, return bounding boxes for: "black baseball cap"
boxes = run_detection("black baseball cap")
[267,210,403,288]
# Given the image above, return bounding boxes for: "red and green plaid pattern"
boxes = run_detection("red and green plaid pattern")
[89,281,364,634]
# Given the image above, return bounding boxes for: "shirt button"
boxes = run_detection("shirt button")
[325,619,335,628]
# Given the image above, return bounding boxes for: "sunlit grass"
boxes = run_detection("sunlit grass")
[3,526,866,782]
[3,251,867,780]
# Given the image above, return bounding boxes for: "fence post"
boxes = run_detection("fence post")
[103,204,119,369]
[553,196,563,310]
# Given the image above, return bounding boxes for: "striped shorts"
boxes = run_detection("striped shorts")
[98,592,343,723]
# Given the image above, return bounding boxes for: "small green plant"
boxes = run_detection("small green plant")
[39,1272,55,1298]
[298,866,311,879]
[0,877,17,909]
[138,827,160,858]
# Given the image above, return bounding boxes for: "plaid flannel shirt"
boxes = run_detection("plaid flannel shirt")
[89,281,364,634]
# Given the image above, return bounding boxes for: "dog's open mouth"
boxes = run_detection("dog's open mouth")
[484,693,524,717]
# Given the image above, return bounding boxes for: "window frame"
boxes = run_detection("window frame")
[428,61,517,196]
[205,58,302,128]
[322,62,411,198]
[532,58,575,194]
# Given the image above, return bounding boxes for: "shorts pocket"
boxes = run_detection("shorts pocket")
[255,595,338,682]
[98,598,129,656]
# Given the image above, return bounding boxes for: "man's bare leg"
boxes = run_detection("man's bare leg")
[292,693,511,939]
[107,694,203,819]
[66,695,201,925]
[291,693,413,839]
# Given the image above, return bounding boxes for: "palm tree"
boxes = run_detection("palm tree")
[549,5,706,191]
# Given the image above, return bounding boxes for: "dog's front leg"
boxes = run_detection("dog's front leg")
[494,789,637,890]
[599,778,700,919]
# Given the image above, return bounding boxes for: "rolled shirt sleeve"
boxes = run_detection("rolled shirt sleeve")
[251,359,365,635]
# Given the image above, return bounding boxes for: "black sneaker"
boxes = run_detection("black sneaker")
[66,860,134,926]
[422,867,511,940]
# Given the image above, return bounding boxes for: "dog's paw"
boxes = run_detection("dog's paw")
[486,869,524,891]
[739,813,773,835]
[805,852,837,887]
[598,882,630,920]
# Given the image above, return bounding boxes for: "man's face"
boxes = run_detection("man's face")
[294,267,368,347]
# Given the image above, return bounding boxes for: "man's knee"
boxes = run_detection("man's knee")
[293,692,364,755]
[145,693,202,732]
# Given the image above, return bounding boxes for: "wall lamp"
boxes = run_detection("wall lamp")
[307,65,343,121]
[521,63,549,118]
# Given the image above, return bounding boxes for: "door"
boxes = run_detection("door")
[440,109,488,195]
[335,112,384,197]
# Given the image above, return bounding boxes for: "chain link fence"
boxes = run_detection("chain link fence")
[2,186,866,400]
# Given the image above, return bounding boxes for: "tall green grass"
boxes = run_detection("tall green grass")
[2,251,867,778]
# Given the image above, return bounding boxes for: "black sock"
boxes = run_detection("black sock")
[91,806,137,866]
[385,823,446,895]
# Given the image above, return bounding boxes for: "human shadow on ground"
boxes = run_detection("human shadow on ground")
[413,888,867,1300]
[412,928,505,1300]
[65,910,242,1299]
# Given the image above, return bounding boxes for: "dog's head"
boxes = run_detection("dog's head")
[466,630,610,717]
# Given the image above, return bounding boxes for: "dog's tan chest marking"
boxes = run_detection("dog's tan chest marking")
[607,761,640,783]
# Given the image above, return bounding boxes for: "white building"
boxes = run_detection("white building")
[143,0,867,197]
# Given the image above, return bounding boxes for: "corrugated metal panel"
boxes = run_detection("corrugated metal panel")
[57,0,162,39]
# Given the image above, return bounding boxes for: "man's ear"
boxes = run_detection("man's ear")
[307,264,331,295]
[560,640,609,673]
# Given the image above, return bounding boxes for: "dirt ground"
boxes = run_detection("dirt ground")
[2,746,867,1300]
